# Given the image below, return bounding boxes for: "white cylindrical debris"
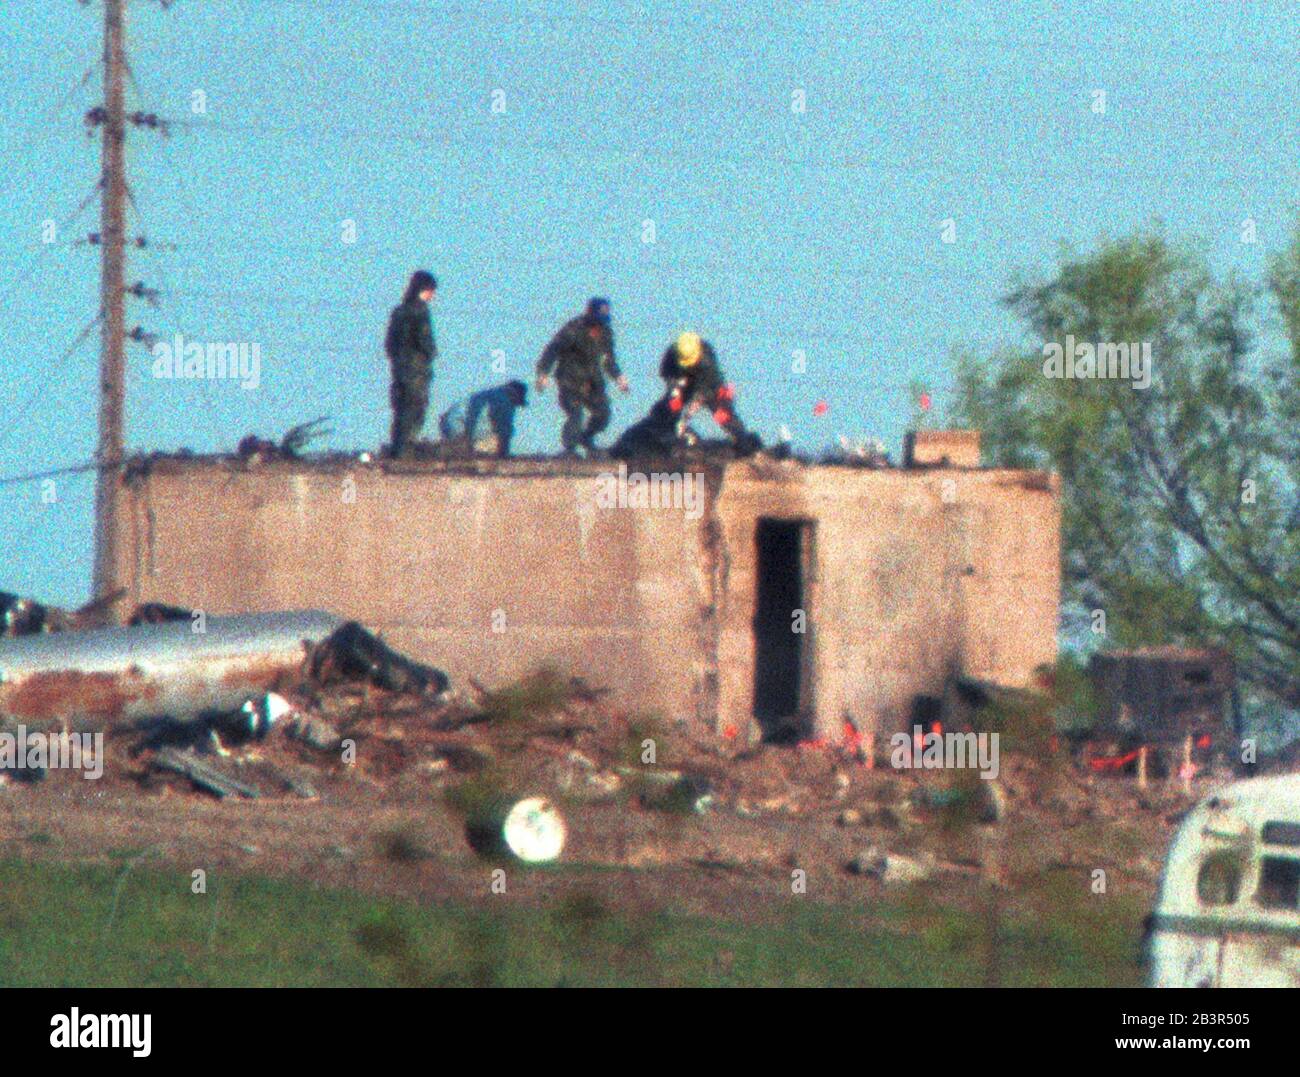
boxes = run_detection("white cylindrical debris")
[466,795,567,863]
[502,797,567,863]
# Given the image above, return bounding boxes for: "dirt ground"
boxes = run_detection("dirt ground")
[0,671,1225,925]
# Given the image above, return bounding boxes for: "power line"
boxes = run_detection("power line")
[112,234,1004,280]
[149,290,967,345]
[6,47,100,173]
[165,113,1299,188]
[0,459,102,489]
[0,312,104,460]
[197,0,1300,65]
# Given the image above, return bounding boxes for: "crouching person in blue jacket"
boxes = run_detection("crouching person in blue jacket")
[439,379,529,458]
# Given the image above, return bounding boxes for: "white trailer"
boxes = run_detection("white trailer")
[1149,773,1300,987]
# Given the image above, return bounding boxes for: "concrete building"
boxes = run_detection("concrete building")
[100,437,1060,743]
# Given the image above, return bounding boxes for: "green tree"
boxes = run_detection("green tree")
[951,229,1300,725]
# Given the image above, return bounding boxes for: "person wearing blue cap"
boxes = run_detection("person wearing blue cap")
[439,379,529,458]
[535,297,629,456]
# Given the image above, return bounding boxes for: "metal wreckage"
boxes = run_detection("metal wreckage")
[0,593,570,863]
[0,597,446,785]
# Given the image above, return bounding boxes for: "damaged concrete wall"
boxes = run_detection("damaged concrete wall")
[106,456,1059,741]
[114,458,707,726]
[711,463,1060,741]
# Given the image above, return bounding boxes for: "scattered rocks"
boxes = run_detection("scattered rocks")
[591,771,622,795]
[876,804,902,828]
[913,782,1006,825]
[636,773,713,814]
[280,773,319,800]
[846,800,908,828]
[286,716,342,752]
[847,845,937,884]
[434,744,494,773]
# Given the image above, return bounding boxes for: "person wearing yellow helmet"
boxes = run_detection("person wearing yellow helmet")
[658,332,760,454]
[674,331,704,369]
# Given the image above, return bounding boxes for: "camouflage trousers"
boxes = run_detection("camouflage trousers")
[389,367,431,457]
[557,377,611,452]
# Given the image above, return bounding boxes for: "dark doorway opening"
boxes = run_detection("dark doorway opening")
[752,518,813,741]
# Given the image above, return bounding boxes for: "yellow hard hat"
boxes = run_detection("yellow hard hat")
[676,331,703,367]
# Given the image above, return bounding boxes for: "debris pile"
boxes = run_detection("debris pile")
[3,610,1293,885]
[310,620,448,696]
[1,590,115,637]
[236,417,333,461]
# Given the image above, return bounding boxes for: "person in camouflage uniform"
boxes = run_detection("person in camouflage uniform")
[535,297,628,455]
[384,270,438,458]
[659,331,760,453]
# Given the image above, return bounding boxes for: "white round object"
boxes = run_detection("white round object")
[502,797,566,863]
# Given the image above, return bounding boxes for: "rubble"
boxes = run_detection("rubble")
[286,715,341,752]
[1,592,61,637]
[1,590,119,637]
[237,417,333,461]
[1,602,1284,903]
[914,782,1006,824]
[151,747,261,799]
[626,769,714,814]
[816,437,891,468]
[0,609,347,726]
[127,602,193,626]
[310,620,449,696]
[847,846,936,884]
[0,610,448,728]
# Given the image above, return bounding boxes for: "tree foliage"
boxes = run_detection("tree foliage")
[952,229,1300,722]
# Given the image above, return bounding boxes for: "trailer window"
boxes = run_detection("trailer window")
[1262,821,1300,847]
[1256,857,1300,910]
[1197,852,1242,906]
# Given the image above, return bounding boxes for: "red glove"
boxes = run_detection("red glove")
[716,383,736,402]
[668,396,683,413]
[713,408,732,425]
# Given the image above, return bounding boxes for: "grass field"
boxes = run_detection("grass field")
[0,857,1147,987]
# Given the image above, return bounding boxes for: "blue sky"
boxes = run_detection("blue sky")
[1,0,1297,605]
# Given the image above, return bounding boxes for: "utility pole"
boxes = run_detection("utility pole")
[91,0,127,608]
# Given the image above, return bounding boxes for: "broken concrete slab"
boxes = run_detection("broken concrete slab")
[151,747,261,799]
